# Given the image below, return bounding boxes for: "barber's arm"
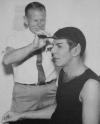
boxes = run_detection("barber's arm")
[2,35,46,65]
[81,79,100,124]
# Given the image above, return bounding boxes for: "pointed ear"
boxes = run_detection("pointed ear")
[23,16,28,28]
[71,43,81,56]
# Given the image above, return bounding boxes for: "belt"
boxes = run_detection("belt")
[15,79,57,86]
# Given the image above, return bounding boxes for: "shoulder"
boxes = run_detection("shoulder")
[6,30,24,44]
[7,29,30,41]
[80,79,100,102]
[84,78,99,88]
[6,29,32,48]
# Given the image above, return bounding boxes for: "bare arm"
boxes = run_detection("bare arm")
[3,43,35,65]
[3,35,46,65]
[81,79,100,124]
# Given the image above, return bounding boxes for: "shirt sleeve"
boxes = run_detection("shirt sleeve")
[4,31,27,50]
[6,33,18,49]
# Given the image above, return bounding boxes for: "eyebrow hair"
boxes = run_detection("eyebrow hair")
[56,42,63,45]
[56,42,63,44]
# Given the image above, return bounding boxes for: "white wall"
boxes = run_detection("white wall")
[0,0,100,122]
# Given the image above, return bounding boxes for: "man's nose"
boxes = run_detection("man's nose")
[51,47,57,57]
[37,21,43,26]
[51,47,54,54]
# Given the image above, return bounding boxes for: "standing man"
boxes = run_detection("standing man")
[2,2,57,124]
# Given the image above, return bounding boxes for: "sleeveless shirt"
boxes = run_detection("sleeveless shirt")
[51,68,99,124]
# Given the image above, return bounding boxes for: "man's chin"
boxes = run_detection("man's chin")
[54,62,62,67]
[30,28,45,33]
[31,30,39,34]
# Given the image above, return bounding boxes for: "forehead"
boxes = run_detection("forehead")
[53,39,68,45]
[27,9,46,17]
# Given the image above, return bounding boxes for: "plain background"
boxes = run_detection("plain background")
[0,0,100,123]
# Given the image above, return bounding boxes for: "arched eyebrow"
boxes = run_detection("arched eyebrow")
[56,43,63,46]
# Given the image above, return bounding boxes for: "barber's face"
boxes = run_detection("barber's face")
[52,39,72,67]
[25,9,46,33]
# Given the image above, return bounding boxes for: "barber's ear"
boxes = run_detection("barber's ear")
[23,16,28,28]
[71,44,81,56]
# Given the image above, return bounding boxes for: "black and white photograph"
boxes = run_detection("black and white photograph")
[0,0,100,124]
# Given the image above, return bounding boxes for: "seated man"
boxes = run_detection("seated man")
[51,27,100,124]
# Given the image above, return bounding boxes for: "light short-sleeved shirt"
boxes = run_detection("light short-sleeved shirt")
[5,29,57,84]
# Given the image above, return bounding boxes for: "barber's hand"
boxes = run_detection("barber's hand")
[36,30,50,36]
[32,30,51,50]
[33,34,46,50]
[1,111,21,123]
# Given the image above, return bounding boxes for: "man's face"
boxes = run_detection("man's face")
[25,9,46,33]
[52,39,73,67]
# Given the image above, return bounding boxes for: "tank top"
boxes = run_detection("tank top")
[51,68,99,124]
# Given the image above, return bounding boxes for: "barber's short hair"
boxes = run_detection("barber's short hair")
[25,2,46,16]
[53,27,86,56]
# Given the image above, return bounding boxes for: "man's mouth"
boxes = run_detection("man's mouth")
[52,57,59,62]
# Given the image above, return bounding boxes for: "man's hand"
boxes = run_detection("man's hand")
[1,111,21,123]
[32,30,51,50]
[32,35,46,50]
[5,47,15,54]
[36,30,51,37]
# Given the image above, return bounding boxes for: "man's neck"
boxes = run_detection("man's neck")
[63,58,87,79]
